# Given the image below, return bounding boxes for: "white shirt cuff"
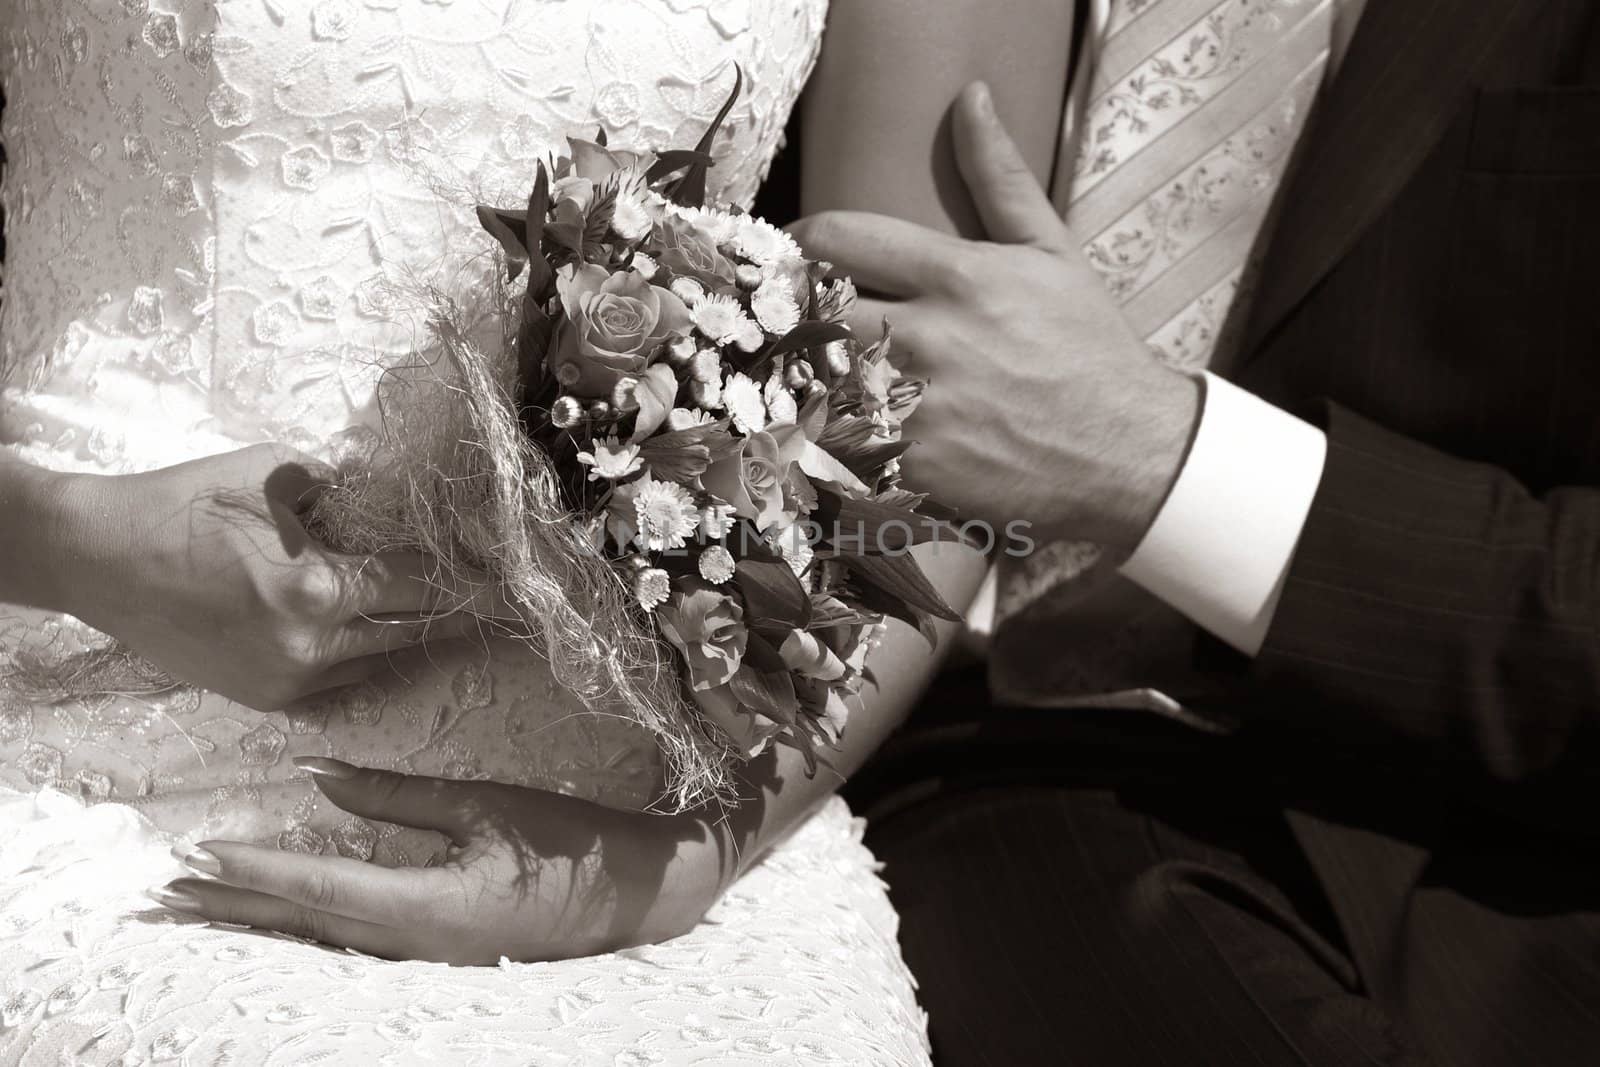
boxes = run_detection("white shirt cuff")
[1119,372,1327,656]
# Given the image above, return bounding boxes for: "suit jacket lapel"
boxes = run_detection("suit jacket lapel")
[1236,0,1554,363]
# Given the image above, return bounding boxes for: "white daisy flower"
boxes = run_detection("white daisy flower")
[691,376,723,409]
[764,367,798,425]
[751,278,800,336]
[612,192,653,241]
[576,435,643,482]
[666,407,716,431]
[633,478,699,552]
[690,292,751,346]
[698,544,736,584]
[723,371,767,434]
[670,277,707,306]
[631,252,660,280]
[735,216,802,266]
[635,567,671,611]
[699,500,738,540]
[732,317,765,353]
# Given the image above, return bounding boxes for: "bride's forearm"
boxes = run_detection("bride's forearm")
[0,457,86,612]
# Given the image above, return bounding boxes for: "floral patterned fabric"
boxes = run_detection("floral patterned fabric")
[0,2,933,1063]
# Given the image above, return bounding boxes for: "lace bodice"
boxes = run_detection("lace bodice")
[2,0,818,473]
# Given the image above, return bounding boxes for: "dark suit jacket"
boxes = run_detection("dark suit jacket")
[1173,0,1600,835]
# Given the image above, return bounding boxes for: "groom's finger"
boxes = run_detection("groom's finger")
[292,758,476,845]
[183,840,455,927]
[787,212,964,297]
[953,82,1069,251]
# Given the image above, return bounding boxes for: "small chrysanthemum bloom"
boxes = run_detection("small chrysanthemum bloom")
[670,277,707,306]
[764,367,798,425]
[699,500,738,539]
[722,371,767,434]
[635,567,671,611]
[690,349,722,384]
[751,278,800,336]
[665,335,698,367]
[611,192,652,241]
[550,394,586,428]
[576,435,643,482]
[667,406,716,431]
[735,216,802,266]
[611,376,640,412]
[633,478,700,551]
[690,376,723,409]
[698,544,736,584]
[631,251,659,280]
[732,317,765,353]
[690,292,751,346]
[665,203,741,246]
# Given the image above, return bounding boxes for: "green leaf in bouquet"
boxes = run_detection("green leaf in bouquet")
[827,550,963,623]
[646,148,716,186]
[581,180,618,261]
[594,125,608,148]
[841,574,940,646]
[666,65,743,209]
[544,220,585,258]
[733,555,813,630]
[476,205,531,281]
[739,628,789,673]
[805,594,882,631]
[742,320,853,376]
[812,489,976,554]
[796,389,828,440]
[728,663,797,725]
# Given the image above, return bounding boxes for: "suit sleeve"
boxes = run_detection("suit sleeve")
[1197,402,1600,824]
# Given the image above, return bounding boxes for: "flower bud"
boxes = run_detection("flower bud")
[550,395,585,429]
[804,379,828,402]
[556,362,582,388]
[783,359,815,390]
[824,340,851,376]
[588,399,615,422]
[735,264,764,290]
[612,376,640,413]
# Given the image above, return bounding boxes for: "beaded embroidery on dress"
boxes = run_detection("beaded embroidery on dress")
[0,2,932,1062]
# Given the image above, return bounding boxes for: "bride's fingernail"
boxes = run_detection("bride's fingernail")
[170,844,222,876]
[146,884,202,914]
[293,756,357,779]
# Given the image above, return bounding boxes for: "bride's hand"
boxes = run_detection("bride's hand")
[153,757,730,964]
[48,445,505,710]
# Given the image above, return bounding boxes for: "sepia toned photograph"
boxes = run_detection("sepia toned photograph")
[2,1,1598,1063]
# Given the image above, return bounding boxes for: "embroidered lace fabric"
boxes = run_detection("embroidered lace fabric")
[0,1,932,1062]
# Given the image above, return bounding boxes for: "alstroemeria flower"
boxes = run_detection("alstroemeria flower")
[551,264,691,396]
[657,578,747,691]
[690,681,785,758]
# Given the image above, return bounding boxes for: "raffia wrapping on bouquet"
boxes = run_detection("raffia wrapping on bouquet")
[299,287,733,810]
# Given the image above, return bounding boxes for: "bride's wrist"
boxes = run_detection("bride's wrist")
[32,470,127,620]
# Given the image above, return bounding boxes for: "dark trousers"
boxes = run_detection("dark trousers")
[845,670,1600,1067]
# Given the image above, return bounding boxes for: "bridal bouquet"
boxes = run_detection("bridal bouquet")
[453,73,967,781]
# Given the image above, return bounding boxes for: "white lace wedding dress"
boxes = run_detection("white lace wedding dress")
[0,2,932,1063]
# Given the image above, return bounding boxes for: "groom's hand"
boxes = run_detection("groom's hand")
[151,757,730,965]
[789,82,1200,551]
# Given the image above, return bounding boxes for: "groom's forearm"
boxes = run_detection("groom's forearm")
[1195,404,1600,830]
[703,542,988,881]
